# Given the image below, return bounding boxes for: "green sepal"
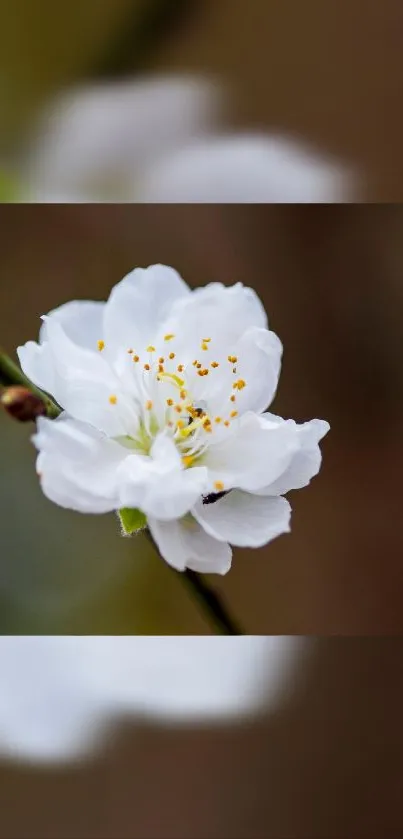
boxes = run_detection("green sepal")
[118,507,147,535]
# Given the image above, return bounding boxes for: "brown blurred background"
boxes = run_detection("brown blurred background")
[1,203,403,634]
[1,0,403,199]
[0,639,402,839]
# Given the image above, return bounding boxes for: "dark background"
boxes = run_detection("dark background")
[0,203,402,634]
[0,639,402,839]
[1,0,403,200]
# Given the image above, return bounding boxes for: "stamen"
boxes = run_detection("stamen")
[127,348,133,354]
[180,389,187,400]
[211,361,219,368]
[97,340,105,352]
[182,455,194,467]
[201,342,209,351]
[158,364,164,373]
[214,481,225,491]
[233,379,246,391]
[164,334,175,341]
[177,419,185,429]
[109,395,117,405]
[230,410,238,418]
[175,404,183,413]
[169,352,176,360]
[146,400,153,411]
[214,417,222,424]
[230,395,236,402]
[159,357,165,364]
[202,337,211,343]
[166,398,174,407]
[133,355,140,362]
[144,363,151,371]
[177,364,184,373]
[227,355,238,364]
[224,420,230,427]
[146,345,156,353]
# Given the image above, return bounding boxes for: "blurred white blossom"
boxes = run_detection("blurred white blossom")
[24,76,356,203]
[0,636,301,764]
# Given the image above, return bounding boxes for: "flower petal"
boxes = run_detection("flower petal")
[20,319,138,437]
[203,412,299,493]
[141,133,356,203]
[159,282,268,390]
[39,300,104,350]
[118,433,209,521]
[231,327,283,415]
[148,516,232,574]
[254,416,330,496]
[103,264,190,359]
[193,491,291,547]
[34,416,127,514]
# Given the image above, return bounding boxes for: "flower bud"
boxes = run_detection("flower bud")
[1,386,46,422]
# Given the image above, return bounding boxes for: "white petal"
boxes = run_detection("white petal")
[34,416,126,514]
[159,282,268,379]
[103,264,190,359]
[21,319,138,437]
[26,77,220,200]
[231,327,283,414]
[203,412,299,493]
[255,417,330,496]
[194,491,291,547]
[118,434,208,521]
[141,133,357,203]
[148,516,232,574]
[39,300,104,350]
[17,340,56,397]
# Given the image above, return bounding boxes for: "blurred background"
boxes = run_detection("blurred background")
[0,638,402,839]
[0,0,403,199]
[1,203,403,634]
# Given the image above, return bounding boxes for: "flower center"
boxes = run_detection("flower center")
[99,333,246,470]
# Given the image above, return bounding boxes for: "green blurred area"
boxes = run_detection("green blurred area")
[0,412,207,634]
[0,0,138,151]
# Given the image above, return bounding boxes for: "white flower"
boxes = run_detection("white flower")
[24,76,356,203]
[18,265,329,575]
[0,636,300,764]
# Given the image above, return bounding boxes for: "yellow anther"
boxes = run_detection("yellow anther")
[202,337,211,343]
[224,420,230,427]
[192,360,198,366]
[182,455,194,468]
[177,364,184,373]
[176,419,185,430]
[203,417,212,428]
[146,345,156,353]
[175,404,183,413]
[159,357,165,364]
[230,410,238,418]
[214,481,225,492]
[169,352,176,360]
[233,379,246,391]
[144,363,151,371]
[215,417,222,424]
[201,342,209,351]
[198,368,209,377]
[109,394,117,405]
[211,361,219,368]
[164,334,175,342]
[97,340,105,352]
[228,355,238,364]
[230,394,236,402]
[166,398,174,407]
[133,355,140,362]
[158,364,165,373]
[127,348,133,354]
[146,400,153,411]
[180,389,187,400]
